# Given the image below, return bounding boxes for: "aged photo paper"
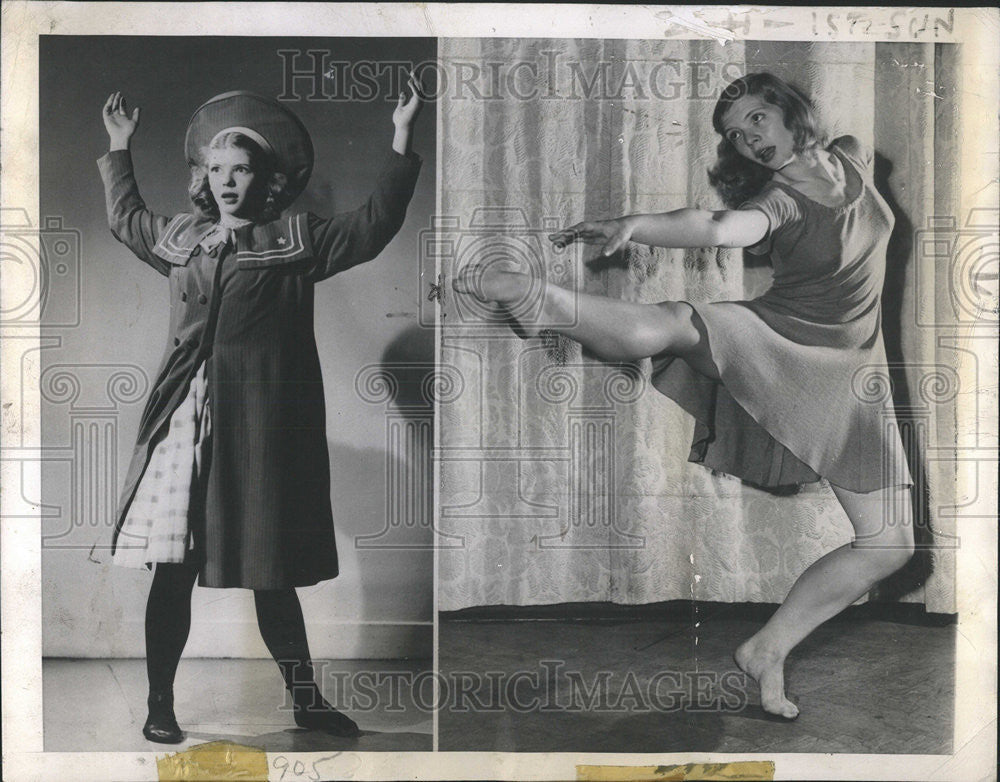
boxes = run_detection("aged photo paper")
[2,3,996,781]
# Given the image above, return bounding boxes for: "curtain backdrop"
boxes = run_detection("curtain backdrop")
[438,39,959,613]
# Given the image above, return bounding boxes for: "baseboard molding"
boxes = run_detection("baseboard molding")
[44,619,432,659]
[440,600,957,627]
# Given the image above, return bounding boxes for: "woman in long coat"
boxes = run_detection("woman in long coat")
[99,83,422,742]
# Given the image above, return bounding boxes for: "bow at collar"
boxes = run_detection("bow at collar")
[198,215,254,253]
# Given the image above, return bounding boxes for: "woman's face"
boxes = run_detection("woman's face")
[720,95,796,171]
[207,146,263,219]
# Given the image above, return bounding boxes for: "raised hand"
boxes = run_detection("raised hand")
[393,70,424,131]
[548,218,632,257]
[391,71,423,156]
[103,91,140,151]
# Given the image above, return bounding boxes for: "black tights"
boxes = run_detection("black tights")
[145,561,317,702]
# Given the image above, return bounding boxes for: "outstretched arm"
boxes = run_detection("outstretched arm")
[549,208,769,256]
[304,72,424,282]
[98,92,172,275]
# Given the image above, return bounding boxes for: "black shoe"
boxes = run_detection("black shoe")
[293,692,360,737]
[142,692,185,744]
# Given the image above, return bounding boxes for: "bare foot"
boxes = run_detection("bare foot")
[452,264,546,336]
[734,636,799,719]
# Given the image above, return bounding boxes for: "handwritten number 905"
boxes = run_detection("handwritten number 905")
[272,755,317,781]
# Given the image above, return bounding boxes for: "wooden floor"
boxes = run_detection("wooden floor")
[438,607,955,754]
[44,658,431,752]
[43,606,955,756]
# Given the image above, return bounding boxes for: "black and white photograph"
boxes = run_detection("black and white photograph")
[437,37,967,757]
[32,32,436,754]
[1,4,997,782]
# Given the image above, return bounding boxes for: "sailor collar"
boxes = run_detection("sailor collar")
[152,212,313,269]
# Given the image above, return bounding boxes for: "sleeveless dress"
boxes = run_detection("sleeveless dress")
[650,136,913,494]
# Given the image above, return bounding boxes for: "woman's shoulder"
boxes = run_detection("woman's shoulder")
[739,181,803,215]
[830,135,874,169]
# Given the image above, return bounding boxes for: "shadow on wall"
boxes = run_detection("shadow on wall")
[872,152,934,602]
[319,323,437,657]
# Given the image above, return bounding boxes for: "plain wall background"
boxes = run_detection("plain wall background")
[38,35,437,659]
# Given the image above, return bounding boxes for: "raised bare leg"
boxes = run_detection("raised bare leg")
[452,265,720,376]
[735,484,915,718]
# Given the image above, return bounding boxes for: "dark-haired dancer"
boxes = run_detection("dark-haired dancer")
[454,73,914,719]
[99,80,422,742]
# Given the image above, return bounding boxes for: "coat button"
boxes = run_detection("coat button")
[181,292,188,302]
[199,294,208,304]
[173,337,181,346]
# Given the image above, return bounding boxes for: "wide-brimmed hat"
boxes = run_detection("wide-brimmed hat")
[185,91,314,203]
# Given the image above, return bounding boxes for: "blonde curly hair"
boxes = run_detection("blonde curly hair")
[188,131,291,223]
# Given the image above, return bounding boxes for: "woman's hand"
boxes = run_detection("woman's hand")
[103,91,140,152]
[548,217,634,256]
[393,70,424,130]
[392,71,424,155]
[451,262,535,306]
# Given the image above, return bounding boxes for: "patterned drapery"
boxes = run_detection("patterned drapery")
[438,39,958,613]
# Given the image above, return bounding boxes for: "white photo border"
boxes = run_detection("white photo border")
[2,3,996,780]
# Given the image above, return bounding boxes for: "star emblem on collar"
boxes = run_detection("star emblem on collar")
[276,236,287,246]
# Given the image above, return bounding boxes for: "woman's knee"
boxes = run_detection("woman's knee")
[651,302,697,347]
[862,507,915,573]
[836,483,915,572]
[618,302,687,358]
[874,531,915,572]
[658,303,720,380]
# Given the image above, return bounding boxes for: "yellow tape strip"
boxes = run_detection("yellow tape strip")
[577,761,776,781]
[156,740,269,781]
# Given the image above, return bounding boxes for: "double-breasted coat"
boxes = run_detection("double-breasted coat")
[98,148,421,589]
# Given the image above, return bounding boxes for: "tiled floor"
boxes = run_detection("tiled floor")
[44,658,432,752]
[438,610,955,754]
